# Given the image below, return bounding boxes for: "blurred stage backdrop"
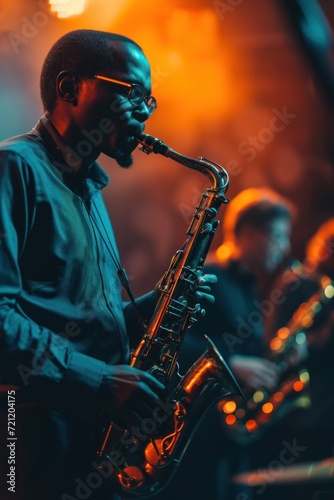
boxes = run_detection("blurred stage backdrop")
[1,0,334,296]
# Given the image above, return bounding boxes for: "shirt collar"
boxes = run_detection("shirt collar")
[33,115,109,191]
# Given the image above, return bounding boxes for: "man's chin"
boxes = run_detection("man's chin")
[104,146,134,168]
[114,148,134,168]
[103,134,139,168]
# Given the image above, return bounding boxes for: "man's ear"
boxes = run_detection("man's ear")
[56,71,78,105]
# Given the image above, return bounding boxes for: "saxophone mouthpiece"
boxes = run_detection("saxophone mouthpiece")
[136,133,170,156]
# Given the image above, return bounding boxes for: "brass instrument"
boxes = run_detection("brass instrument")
[220,261,334,445]
[95,134,244,498]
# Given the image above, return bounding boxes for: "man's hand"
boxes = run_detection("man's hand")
[284,342,308,368]
[100,365,168,425]
[229,355,280,391]
[156,271,217,316]
[192,273,217,305]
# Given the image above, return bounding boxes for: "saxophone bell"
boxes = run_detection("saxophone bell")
[96,335,243,498]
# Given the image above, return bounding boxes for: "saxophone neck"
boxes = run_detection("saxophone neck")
[136,133,229,195]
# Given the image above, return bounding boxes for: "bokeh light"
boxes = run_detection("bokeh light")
[49,0,88,19]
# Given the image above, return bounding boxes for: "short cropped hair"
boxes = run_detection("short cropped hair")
[234,199,292,235]
[224,187,295,238]
[40,29,143,112]
[215,187,295,261]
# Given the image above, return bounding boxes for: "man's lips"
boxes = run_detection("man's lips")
[120,126,145,150]
[122,123,145,140]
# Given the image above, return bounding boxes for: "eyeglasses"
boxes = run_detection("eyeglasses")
[94,75,157,115]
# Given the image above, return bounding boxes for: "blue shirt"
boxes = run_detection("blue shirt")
[0,118,153,412]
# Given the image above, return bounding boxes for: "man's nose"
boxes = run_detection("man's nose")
[132,101,151,122]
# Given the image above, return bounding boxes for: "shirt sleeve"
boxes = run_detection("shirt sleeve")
[0,151,105,406]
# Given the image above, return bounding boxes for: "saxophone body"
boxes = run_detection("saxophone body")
[220,261,334,445]
[95,134,243,498]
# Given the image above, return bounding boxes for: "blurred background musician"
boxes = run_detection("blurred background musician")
[158,186,299,499]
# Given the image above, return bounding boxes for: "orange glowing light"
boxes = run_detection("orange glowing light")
[270,338,283,351]
[262,402,274,414]
[301,314,313,328]
[321,276,332,288]
[273,392,284,402]
[216,242,234,263]
[185,361,212,392]
[49,0,87,19]
[293,381,304,392]
[245,420,257,432]
[277,327,289,340]
[222,401,237,414]
[225,415,236,426]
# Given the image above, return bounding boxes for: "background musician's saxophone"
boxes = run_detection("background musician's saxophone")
[220,260,334,445]
[95,134,244,498]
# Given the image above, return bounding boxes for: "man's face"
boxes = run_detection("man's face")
[239,217,292,274]
[72,43,153,167]
[262,217,292,272]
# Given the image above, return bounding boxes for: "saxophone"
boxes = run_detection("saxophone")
[220,260,334,445]
[95,134,244,498]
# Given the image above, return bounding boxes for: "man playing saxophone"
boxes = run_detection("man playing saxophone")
[158,186,306,500]
[0,29,217,500]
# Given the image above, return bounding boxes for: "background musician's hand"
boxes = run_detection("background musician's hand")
[100,365,168,425]
[284,342,308,368]
[229,354,279,391]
